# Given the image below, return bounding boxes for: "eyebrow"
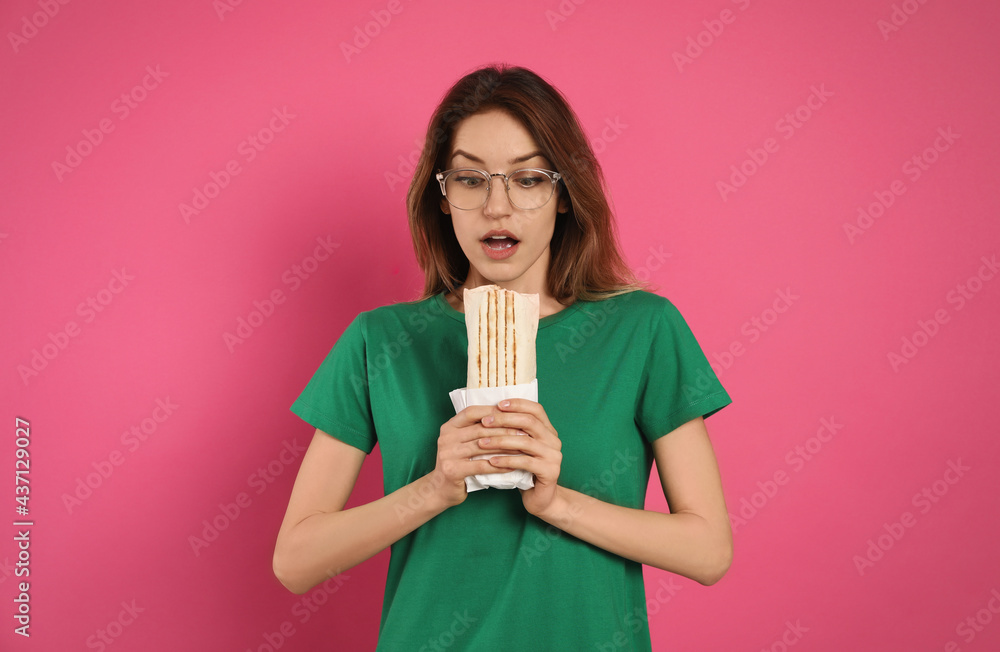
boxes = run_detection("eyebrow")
[451,149,547,165]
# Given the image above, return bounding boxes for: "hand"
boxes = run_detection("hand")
[478,399,562,517]
[428,405,529,508]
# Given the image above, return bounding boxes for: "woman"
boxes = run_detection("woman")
[273,64,733,650]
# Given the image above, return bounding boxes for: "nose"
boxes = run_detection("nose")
[483,172,513,218]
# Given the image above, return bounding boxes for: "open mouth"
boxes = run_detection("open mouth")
[483,235,519,250]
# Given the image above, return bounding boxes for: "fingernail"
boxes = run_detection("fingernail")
[499,400,510,408]
[483,416,494,425]
[480,438,491,445]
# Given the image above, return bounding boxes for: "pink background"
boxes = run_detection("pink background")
[2,0,999,650]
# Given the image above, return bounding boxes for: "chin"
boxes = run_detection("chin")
[479,269,524,285]
[466,259,517,283]
[468,246,547,287]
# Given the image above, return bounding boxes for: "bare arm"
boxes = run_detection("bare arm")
[273,408,520,594]
[271,429,441,593]
[531,416,733,585]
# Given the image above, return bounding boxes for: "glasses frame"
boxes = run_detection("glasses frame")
[435,167,563,211]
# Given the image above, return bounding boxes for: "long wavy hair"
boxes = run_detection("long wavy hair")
[406,63,641,303]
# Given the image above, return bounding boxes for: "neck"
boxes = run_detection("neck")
[452,271,570,318]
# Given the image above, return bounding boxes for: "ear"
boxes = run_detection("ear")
[557,192,569,214]
[440,198,451,215]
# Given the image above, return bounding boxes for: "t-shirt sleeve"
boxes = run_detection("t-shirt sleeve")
[635,299,732,442]
[289,314,377,454]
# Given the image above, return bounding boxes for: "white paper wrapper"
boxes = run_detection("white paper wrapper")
[448,379,538,492]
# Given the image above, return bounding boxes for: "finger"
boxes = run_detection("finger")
[481,413,560,450]
[450,404,499,427]
[460,458,522,476]
[476,433,546,457]
[496,399,555,432]
[452,425,524,447]
[485,453,547,476]
[461,435,516,457]
[481,411,540,431]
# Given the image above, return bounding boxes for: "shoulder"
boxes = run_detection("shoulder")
[579,289,681,322]
[364,294,447,320]
[574,290,703,344]
[353,294,454,337]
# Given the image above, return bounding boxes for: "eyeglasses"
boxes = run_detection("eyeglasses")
[436,168,562,211]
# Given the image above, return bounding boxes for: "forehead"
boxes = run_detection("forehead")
[449,110,545,164]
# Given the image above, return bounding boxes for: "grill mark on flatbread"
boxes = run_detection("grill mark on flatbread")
[489,289,497,387]
[498,289,504,386]
[505,288,514,386]
[465,284,538,389]
[512,289,517,384]
[476,298,482,387]
[502,289,508,386]
[496,288,503,387]
[478,292,487,388]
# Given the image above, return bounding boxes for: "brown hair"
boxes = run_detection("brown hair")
[406,63,641,303]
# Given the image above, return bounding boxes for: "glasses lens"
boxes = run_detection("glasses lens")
[442,169,556,210]
[507,169,554,209]
[444,170,490,210]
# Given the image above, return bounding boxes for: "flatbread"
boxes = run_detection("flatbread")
[464,285,539,388]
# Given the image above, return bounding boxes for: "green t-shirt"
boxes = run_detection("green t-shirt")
[290,289,731,650]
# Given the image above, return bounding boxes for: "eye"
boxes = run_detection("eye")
[512,173,544,188]
[454,174,485,187]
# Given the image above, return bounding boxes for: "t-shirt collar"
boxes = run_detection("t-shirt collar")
[433,291,583,330]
